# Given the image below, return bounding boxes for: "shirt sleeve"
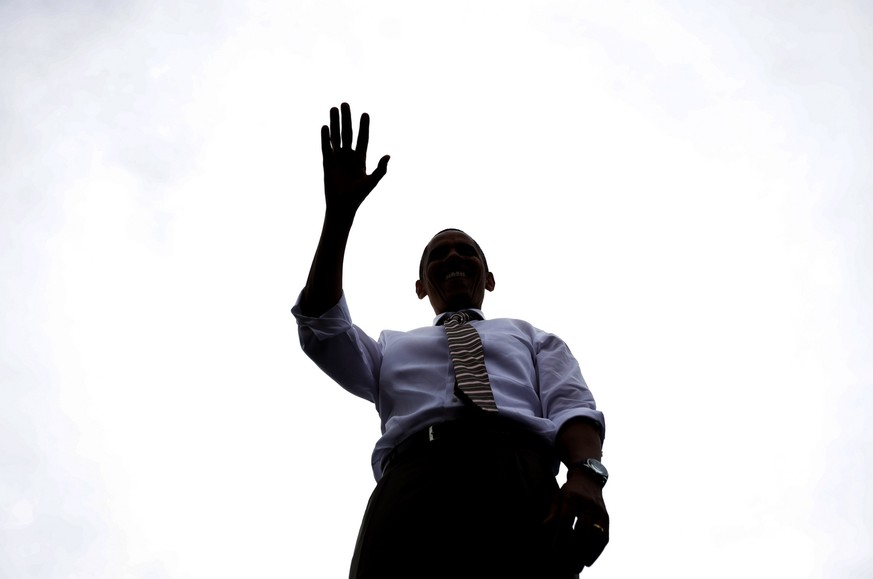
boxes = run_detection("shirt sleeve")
[290,291,382,403]
[535,331,606,443]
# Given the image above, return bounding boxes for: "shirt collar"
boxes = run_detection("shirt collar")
[433,308,486,326]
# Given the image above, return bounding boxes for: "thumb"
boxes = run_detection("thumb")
[370,154,390,184]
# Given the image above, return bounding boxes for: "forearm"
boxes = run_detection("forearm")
[555,417,603,466]
[300,210,355,317]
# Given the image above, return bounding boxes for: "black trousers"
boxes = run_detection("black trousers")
[349,418,580,579]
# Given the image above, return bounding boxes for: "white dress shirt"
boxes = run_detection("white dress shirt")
[292,292,605,481]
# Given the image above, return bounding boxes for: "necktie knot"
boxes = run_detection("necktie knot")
[445,310,472,327]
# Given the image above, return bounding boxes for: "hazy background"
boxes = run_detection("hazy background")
[2,1,871,577]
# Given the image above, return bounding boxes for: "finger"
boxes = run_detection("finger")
[575,500,608,530]
[545,517,578,573]
[329,106,340,152]
[341,102,352,149]
[321,125,331,165]
[542,495,575,554]
[542,495,561,527]
[542,487,578,528]
[357,112,370,158]
[575,521,609,567]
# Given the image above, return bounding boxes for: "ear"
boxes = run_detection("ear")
[415,280,427,299]
[485,272,495,292]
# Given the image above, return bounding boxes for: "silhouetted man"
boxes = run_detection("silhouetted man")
[292,103,609,578]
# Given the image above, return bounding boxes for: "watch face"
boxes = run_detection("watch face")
[588,459,608,477]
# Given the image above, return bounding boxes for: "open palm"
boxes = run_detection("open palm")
[321,102,389,218]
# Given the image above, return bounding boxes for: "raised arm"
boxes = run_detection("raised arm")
[299,103,390,316]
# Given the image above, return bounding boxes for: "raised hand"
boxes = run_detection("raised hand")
[300,103,390,316]
[321,102,390,219]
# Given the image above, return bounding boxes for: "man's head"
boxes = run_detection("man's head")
[416,229,495,315]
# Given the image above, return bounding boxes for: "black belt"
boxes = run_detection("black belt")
[382,415,552,473]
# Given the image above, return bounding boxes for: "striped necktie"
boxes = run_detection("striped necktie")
[443,311,498,413]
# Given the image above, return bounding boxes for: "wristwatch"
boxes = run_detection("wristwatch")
[568,458,609,487]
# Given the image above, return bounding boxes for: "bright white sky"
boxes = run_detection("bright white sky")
[2,1,872,577]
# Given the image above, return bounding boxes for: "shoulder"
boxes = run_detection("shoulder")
[484,317,574,351]
[481,317,542,334]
